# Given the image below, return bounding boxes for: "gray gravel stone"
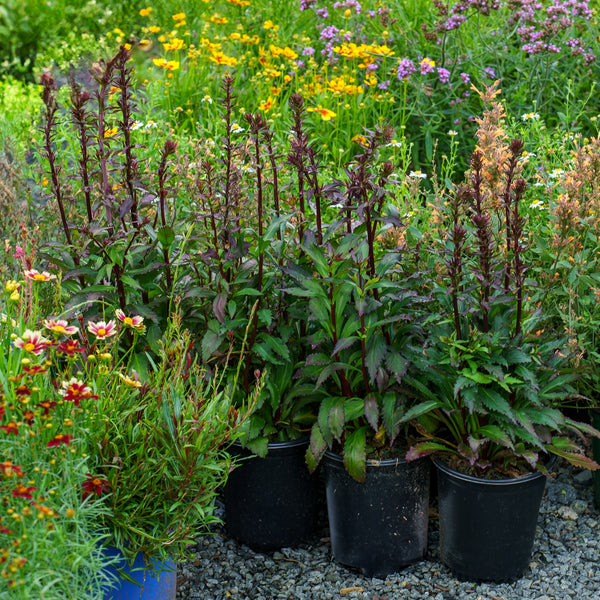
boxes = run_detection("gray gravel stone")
[176,462,600,600]
[547,482,578,504]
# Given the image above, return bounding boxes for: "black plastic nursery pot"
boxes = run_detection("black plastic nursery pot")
[435,458,547,582]
[323,451,430,578]
[222,437,318,552]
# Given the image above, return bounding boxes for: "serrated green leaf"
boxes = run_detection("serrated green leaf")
[366,334,387,382]
[364,393,379,432]
[306,424,327,473]
[157,226,175,247]
[478,425,514,449]
[343,427,367,483]
[328,401,345,442]
[479,388,514,420]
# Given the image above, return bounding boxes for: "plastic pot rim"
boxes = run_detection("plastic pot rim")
[323,449,413,468]
[231,436,310,452]
[433,457,549,487]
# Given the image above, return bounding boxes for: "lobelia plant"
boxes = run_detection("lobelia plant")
[185,84,317,456]
[287,122,426,483]
[401,129,600,477]
[38,45,183,372]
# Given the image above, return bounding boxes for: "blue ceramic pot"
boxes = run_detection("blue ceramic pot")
[102,547,176,600]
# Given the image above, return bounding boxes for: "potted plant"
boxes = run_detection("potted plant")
[287,125,431,577]
[188,91,320,551]
[68,303,255,599]
[401,138,600,582]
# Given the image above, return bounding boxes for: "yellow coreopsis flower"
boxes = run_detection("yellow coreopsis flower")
[139,7,152,17]
[163,38,185,51]
[307,105,336,121]
[103,126,118,138]
[263,20,279,32]
[259,96,275,112]
[172,12,186,21]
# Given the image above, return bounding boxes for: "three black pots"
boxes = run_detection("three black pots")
[435,458,547,582]
[223,438,318,552]
[323,451,430,577]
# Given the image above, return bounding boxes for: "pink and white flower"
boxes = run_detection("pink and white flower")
[24,269,56,282]
[87,320,117,340]
[115,309,145,331]
[13,329,51,356]
[43,318,79,336]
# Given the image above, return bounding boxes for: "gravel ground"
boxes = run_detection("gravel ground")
[177,462,600,600]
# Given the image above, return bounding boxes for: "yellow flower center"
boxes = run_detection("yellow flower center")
[97,328,106,337]
[124,317,133,326]
[24,343,35,352]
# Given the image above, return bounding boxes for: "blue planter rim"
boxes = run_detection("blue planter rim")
[433,457,547,486]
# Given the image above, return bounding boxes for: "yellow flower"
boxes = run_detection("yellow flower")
[163,37,185,51]
[149,25,161,33]
[165,60,180,71]
[259,96,275,112]
[352,134,370,148]
[307,105,336,121]
[263,20,279,32]
[153,58,167,68]
[209,52,238,66]
[139,7,152,17]
[118,372,143,388]
[210,14,229,24]
[103,126,118,138]
[172,12,186,21]
[5,280,19,292]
